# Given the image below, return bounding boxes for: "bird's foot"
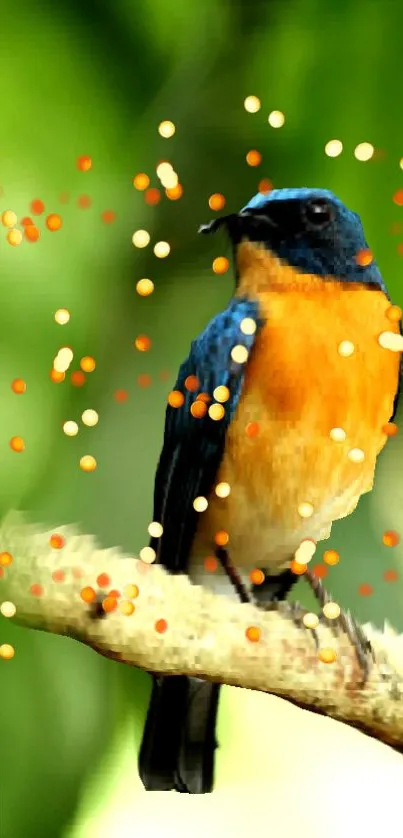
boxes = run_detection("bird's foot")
[305,569,373,685]
[263,598,319,649]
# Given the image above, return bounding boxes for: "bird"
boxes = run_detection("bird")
[138,187,402,795]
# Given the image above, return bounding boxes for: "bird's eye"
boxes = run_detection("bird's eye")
[303,198,334,229]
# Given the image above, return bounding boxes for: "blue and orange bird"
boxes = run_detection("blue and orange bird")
[139,188,402,795]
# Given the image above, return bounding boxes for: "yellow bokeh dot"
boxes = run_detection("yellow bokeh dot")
[0,643,15,660]
[303,612,319,630]
[0,601,16,618]
[323,601,341,620]
[329,427,346,442]
[325,140,343,157]
[158,120,176,138]
[208,403,225,421]
[63,420,79,437]
[2,210,17,227]
[193,496,208,512]
[54,308,70,325]
[231,345,249,363]
[244,96,261,113]
[124,584,139,599]
[323,549,340,566]
[268,110,285,128]
[213,385,230,403]
[133,173,150,190]
[139,546,156,564]
[338,340,355,357]
[154,241,170,258]
[215,481,231,498]
[148,521,163,538]
[298,502,314,519]
[240,317,257,335]
[136,278,154,297]
[119,600,136,616]
[82,409,99,427]
[7,229,23,246]
[132,229,150,248]
[80,455,97,472]
[354,142,374,161]
[80,356,96,372]
[318,647,337,664]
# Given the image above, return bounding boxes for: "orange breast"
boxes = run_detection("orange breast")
[191,245,401,573]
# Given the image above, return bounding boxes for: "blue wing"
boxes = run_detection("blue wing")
[150,296,263,573]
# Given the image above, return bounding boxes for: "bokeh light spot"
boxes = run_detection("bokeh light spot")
[80,356,96,372]
[168,390,184,408]
[11,379,26,394]
[158,120,176,138]
[46,213,63,231]
[80,455,97,472]
[30,199,45,215]
[133,173,150,191]
[246,150,262,166]
[323,549,340,566]
[244,96,261,113]
[246,625,261,642]
[10,436,25,452]
[383,530,400,547]
[358,583,373,596]
[77,155,92,171]
[49,533,65,549]
[136,278,154,296]
[325,139,343,157]
[212,257,230,274]
[208,193,226,211]
[155,618,168,634]
[268,110,285,128]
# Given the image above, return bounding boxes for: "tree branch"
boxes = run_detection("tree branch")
[1,511,402,751]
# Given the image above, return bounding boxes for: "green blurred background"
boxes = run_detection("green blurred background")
[1,0,403,835]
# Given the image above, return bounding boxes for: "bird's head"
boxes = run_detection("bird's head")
[199,187,387,292]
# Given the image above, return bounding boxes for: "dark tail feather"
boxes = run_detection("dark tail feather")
[139,675,221,794]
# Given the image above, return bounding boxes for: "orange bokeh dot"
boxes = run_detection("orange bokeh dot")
[77,155,92,171]
[0,552,13,566]
[145,188,161,205]
[214,530,229,547]
[10,436,25,452]
[50,369,65,383]
[59,192,70,203]
[382,530,400,547]
[21,216,33,226]
[246,150,262,167]
[155,618,168,633]
[72,567,84,579]
[386,305,402,322]
[77,195,92,209]
[191,400,207,418]
[393,189,403,206]
[107,589,121,599]
[358,583,373,596]
[383,569,399,582]
[196,392,211,403]
[30,583,44,597]
[80,586,97,603]
[312,564,328,579]
[102,596,118,613]
[31,199,45,215]
[397,243,403,256]
[165,184,183,200]
[246,422,260,438]
[52,569,65,582]
[212,256,230,274]
[11,378,26,394]
[246,625,261,642]
[258,179,273,194]
[208,193,226,211]
[185,375,200,392]
[114,389,129,402]
[355,248,373,266]
[134,335,151,352]
[204,556,218,572]
[49,533,65,549]
[0,568,3,578]
[70,371,86,387]
[323,549,340,566]
[168,390,184,408]
[97,573,111,588]
[290,560,307,575]
[382,422,398,437]
[318,647,337,664]
[137,373,152,388]
[46,213,63,231]
[133,173,150,190]
[24,225,40,242]
[80,356,96,372]
[249,568,265,585]
[101,210,116,224]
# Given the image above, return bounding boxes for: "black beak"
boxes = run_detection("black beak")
[198,209,279,241]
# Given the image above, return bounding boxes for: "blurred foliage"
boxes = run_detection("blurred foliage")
[0,0,402,835]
